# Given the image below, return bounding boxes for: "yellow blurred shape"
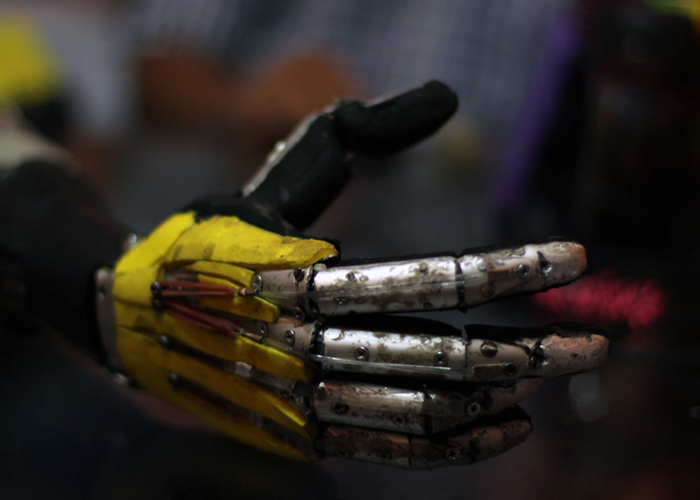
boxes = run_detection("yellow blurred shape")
[0,15,62,106]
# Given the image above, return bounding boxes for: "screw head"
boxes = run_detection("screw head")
[480,341,498,358]
[251,274,263,290]
[332,402,349,415]
[445,447,462,461]
[284,330,296,346]
[467,402,482,416]
[516,264,530,279]
[503,362,518,377]
[158,335,171,349]
[168,372,181,389]
[354,346,369,361]
[435,351,448,366]
[293,307,305,321]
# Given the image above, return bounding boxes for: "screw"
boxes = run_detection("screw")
[467,402,482,416]
[284,330,296,346]
[445,447,462,461]
[354,346,370,361]
[516,264,530,279]
[168,372,181,389]
[503,362,518,377]
[293,307,305,321]
[251,274,263,291]
[480,341,498,358]
[150,281,162,296]
[435,351,448,366]
[293,268,305,282]
[158,335,171,349]
[332,402,349,415]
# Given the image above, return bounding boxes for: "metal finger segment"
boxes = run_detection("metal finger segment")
[257,241,586,317]
[321,411,531,469]
[313,323,609,381]
[313,379,541,435]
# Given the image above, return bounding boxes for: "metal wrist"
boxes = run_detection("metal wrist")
[95,267,125,373]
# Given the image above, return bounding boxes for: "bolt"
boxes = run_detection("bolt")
[503,362,518,377]
[168,372,181,389]
[354,346,370,361]
[158,335,171,349]
[151,298,165,312]
[284,330,296,346]
[251,274,263,290]
[150,281,162,296]
[467,402,482,416]
[293,307,305,321]
[445,447,462,461]
[332,402,349,415]
[516,264,530,279]
[480,341,498,358]
[393,415,406,427]
[293,268,305,282]
[435,351,448,366]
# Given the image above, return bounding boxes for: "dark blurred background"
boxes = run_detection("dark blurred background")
[0,0,699,498]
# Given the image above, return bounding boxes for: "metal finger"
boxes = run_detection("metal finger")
[256,240,586,316]
[321,407,531,469]
[312,322,609,381]
[313,378,541,435]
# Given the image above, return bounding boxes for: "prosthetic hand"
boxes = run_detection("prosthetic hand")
[0,82,608,469]
[95,82,609,469]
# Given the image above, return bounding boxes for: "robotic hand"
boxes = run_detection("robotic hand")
[96,82,609,469]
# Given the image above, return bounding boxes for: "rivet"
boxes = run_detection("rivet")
[251,274,263,290]
[503,362,518,377]
[332,402,349,415]
[516,264,530,279]
[435,351,448,366]
[293,268,305,282]
[168,372,181,389]
[445,447,462,461]
[158,335,171,349]
[354,346,369,361]
[284,330,296,346]
[480,341,498,358]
